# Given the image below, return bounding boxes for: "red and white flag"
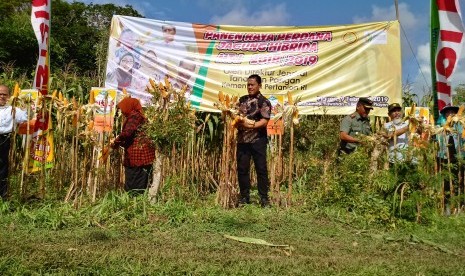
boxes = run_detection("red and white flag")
[31,0,51,96]
[431,0,465,119]
[29,0,54,172]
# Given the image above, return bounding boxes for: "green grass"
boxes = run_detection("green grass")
[1,194,465,275]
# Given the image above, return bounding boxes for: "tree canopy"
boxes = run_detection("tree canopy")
[0,0,142,77]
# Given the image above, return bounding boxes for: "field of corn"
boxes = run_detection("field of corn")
[3,71,465,224]
[2,65,465,274]
[2,1,465,273]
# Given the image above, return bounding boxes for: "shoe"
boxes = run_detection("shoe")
[239,196,250,205]
[260,197,271,208]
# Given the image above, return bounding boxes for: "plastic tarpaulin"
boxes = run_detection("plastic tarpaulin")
[105,16,402,116]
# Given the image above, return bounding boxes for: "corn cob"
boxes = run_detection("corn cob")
[409,103,416,115]
[444,114,453,132]
[158,82,164,92]
[292,108,299,125]
[218,91,224,103]
[87,121,94,132]
[72,97,78,109]
[51,90,57,100]
[149,78,157,90]
[409,119,417,134]
[89,90,95,104]
[164,75,172,90]
[13,83,20,97]
[287,91,293,105]
[231,115,242,127]
[180,85,187,94]
[37,94,43,106]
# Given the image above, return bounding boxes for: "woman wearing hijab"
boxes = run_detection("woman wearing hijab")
[112,97,155,194]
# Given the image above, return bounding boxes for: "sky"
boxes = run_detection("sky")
[73,0,465,101]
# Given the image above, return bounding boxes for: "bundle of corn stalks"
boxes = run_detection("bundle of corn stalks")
[214,91,240,208]
[273,91,301,206]
[428,105,465,137]
[365,104,433,175]
[427,105,465,214]
[268,103,285,206]
[144,76,196,202]
[64,93,122,204]
[358,132,390,175]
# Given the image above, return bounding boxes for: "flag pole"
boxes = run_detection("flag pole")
[430,0,440,123]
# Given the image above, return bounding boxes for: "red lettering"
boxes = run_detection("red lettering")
[35,65,49,95]
[436,47,457,78]
[440,30,463,43]
[437,81,452,95]
[40,49,47,57]
[32,0,48,7]
[40,23,49,43]
[437,0,458,12]
[34,11,49,20]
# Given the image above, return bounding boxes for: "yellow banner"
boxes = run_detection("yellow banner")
[28,129,54,173]
[105,16,401,116]
[18,90,55,173]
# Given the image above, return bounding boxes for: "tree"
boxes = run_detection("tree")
[49,0,143,75]
[453,84,465,105]
[0,0,142,77]
[0,11,37,72]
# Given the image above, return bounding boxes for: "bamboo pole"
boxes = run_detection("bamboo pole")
[20,94,35,199]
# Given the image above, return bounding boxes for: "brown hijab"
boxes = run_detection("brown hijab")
[117,97,143,117]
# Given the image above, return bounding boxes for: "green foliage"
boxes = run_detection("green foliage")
[156,199,192,225]
[88,192,149,224]
[281,114,452,225]
[289,114,341,158]
[49,62,96,101]
[144,91,196,154]
[0,0,142,77]
[0,11,36,71]
[2,0,465,231]
[401,80,423,107]
[196,112,223,144]
[1,198,465,275]
[453,84,465,105]
[0,62,31,88]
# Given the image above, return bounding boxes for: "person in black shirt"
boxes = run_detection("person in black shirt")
[235,74,272,207]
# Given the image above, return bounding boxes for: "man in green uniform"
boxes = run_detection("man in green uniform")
[339,97,373,154]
